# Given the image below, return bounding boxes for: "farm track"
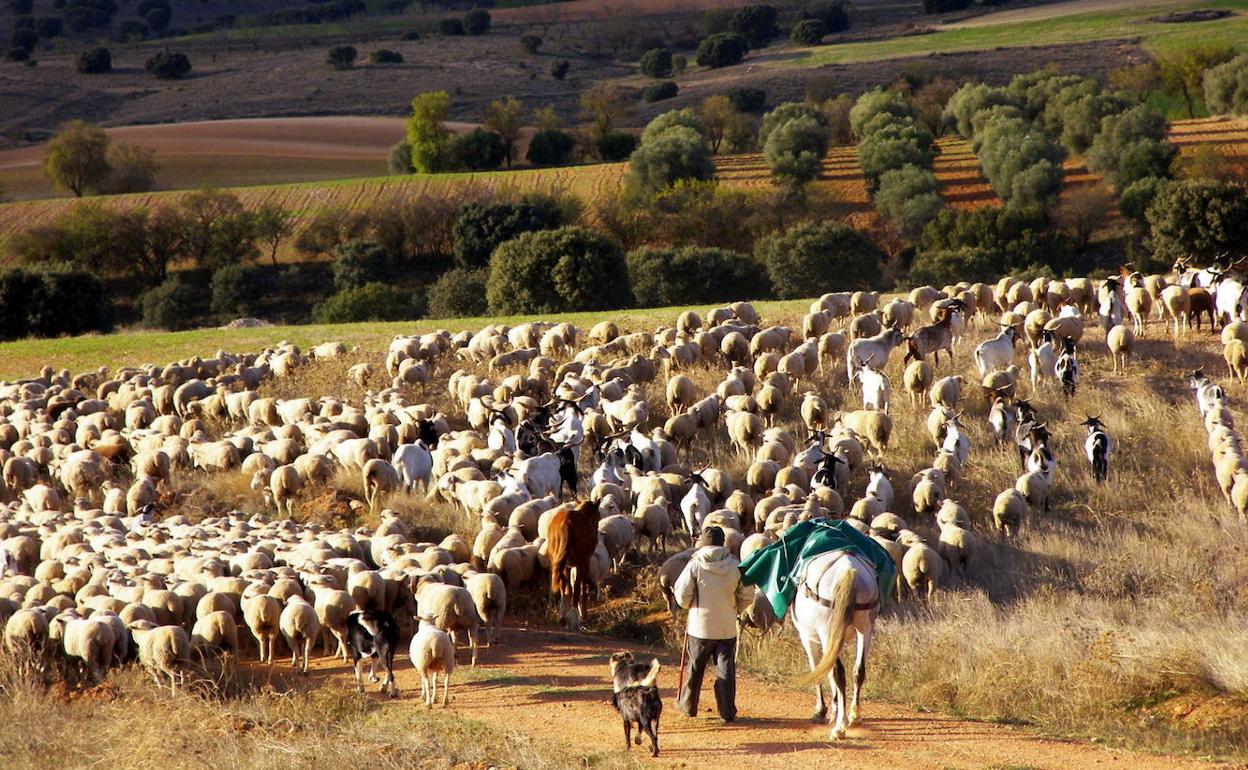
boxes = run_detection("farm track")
[297,625,1229,770]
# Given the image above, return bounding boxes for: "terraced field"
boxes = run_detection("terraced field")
[1,117,1244,261]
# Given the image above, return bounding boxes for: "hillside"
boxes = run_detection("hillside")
[2,116,1244,257]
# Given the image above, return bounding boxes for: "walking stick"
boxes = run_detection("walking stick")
[675,624,689,699]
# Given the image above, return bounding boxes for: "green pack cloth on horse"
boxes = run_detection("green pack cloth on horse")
[739,519,896,619]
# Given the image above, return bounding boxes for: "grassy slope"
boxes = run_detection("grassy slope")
[787,0,1248,67]
[0,301,805,381]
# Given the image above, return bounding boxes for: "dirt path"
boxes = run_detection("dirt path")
[303,625,1227,770]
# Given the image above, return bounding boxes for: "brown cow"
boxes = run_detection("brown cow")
[547,500,600,630]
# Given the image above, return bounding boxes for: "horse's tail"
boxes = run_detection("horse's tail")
[547,508,570,595]
[795,564,857,687]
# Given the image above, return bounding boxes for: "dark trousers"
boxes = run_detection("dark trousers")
[677,635,737,721]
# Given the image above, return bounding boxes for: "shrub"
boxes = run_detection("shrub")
[1145,180,1248,262]
[369,48,402,64]
[141,277,200,330]
[326,45,357,69]
[331,239,389,290]
[448,128,506,171]
[729,4,778,48]
[0,268,110,340]
[526,129,575,166]
[1204,54,1248,116]
[755,221,884,297]
[313,283,420,323]
[759,102,826,147]
[973,114,1066,205]
[850,88,914,139]
[597,131,638,161]
[942,82,1017,138]
[119,20,148,41]
[800,0,849,33]
[641,109,702,144]
[1119,176,1163,226]
[210,264,269,319]
[486,226,632,314]
[145,51,191,79]
[642,81,678,103]
[520,34,541,54]
[463,8,490,35]
[639,47,673,79]
[627,126,714,195]
[857,119,936,187]
[387,139,413,174]
[920,204,1069,273]
[44,120,111,197]
[908,246,1001,286]
[1086,105,1176,191]
[923,0,971,12]
[875,165,946,239]
[144,6,170,31]
[763,114,829,187]
[4,48,30,63]
[696,32,748,68]
[823,93,854,145]
[426,267,488,318]
[452,197,566,270]
[438,17,464,35]
[103,143,158,194]
[627,245,767,306]
[549,59,569,80]
[790,19,826,45]
[76,46,111,74]
[406,91,451,173]
[727,86,766,113]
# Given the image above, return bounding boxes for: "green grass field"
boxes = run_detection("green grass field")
[787,0,1248,67]
[0,299,806,381]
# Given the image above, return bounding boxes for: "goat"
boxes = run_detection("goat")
[847,328,905,380]
[1055,337,1078,397]
[904,300,963,367]
[1081,416,1112,483]
[854,360,891,413]
[972,323,1016,377]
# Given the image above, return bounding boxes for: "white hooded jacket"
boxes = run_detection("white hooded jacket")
[673,545,753,640]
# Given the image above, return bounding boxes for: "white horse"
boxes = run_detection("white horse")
[792,550,881,740]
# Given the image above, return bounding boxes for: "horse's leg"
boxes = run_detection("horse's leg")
[830,658,849,740]
[798,619,827,723]
[848,618,873,726]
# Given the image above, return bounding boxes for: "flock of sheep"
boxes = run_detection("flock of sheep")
[0,263,1242,710]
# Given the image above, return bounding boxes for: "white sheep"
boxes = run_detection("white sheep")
[130,620,192,692]
[410,618,456,707]
[280,595,321,674]
[51,610,115,684]
[464,572,507,646]
[243,593,281,664]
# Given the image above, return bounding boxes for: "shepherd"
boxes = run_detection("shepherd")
[673,526,753,723]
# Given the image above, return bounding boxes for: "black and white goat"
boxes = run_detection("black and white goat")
[1081,416,1112,483]
[345,609,399,698]
[1056,337,1078,397]
[1189,369,1227,418]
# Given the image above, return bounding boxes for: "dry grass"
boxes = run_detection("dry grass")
[8,294,1248,761]
[0,655,637,770]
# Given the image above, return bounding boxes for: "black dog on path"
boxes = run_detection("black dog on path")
[608,651,663,757]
